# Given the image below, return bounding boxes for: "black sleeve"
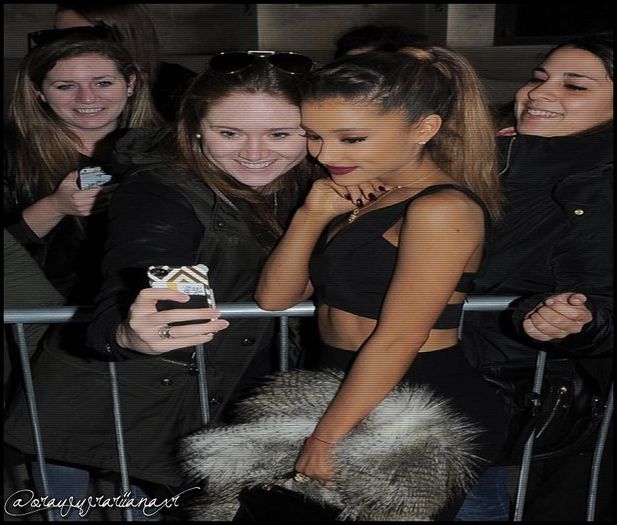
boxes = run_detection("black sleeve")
[3,144,47,247]
[87,177,204,360]
[511,204,613,357]
[511,294,612,357]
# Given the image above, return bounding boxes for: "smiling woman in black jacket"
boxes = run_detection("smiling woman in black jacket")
[457,33,613,521]
[4,52,322,520]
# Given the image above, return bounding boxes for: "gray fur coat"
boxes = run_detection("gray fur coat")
[180,369,483,521]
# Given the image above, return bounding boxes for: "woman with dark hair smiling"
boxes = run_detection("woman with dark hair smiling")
[457,33,613,521]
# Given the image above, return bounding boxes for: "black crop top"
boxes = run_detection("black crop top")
[309,184,489,328]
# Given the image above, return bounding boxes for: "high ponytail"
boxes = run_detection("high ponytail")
[302,46,502,220]
[402,46,502,220]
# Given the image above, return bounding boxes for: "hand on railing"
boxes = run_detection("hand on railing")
[523,292,593,342]
[115,288,229,355]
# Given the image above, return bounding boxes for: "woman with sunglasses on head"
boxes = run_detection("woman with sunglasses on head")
[52,2,197,122]
[5,50,321,520]
[456,33,613,522]
[254,46,509,519]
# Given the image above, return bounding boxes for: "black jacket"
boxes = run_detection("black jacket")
[461,126,613,390]
[4,128,295,487]
[89,128,284,395]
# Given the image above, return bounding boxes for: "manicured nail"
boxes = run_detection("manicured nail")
[368,193,377,201]
[355,199,364,207]
[344,193,352,201]
[378,186,386,192]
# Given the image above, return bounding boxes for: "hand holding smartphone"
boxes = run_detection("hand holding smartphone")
[77,166,112,189]
[114,265,224,352]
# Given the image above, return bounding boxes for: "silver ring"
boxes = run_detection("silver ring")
[158,325,173,340]
[294,473,310,483]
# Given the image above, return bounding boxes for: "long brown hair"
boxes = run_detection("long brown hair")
[8,35,161,201]
[56,3,160,86]
[173,59,324,236]
[301,46,502,220]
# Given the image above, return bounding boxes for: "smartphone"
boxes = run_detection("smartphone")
[147,264,216,324]
[77,166,112,189]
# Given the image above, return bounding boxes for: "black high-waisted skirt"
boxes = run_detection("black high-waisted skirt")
[318,342,509,465]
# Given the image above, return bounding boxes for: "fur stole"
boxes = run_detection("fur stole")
[179,368,484,521]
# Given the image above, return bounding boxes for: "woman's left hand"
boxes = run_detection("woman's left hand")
[295,438,338,491]
[523,292,593,341]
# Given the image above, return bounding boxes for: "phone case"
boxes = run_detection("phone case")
[147,265,216,318]
[78,166,112,189]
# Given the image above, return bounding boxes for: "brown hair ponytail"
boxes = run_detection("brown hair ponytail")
[302,45,502,220]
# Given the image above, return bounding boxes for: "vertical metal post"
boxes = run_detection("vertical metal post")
[195,343,210,426]
[107,361,134,521]
[513,350,547,521]
[279,316,289,372]
[13,323,54,522]
[586,382,613,521]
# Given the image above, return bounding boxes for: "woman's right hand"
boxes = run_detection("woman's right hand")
[301,178,391,219]
[49,170,117,217]
[115,288,230,354]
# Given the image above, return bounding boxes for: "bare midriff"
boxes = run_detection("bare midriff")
[317,297,464,353]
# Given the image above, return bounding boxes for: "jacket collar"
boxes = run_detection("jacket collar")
[499,125,613,185]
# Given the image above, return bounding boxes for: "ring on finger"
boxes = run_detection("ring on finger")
[294,473,310,483]
[158,324,174,340]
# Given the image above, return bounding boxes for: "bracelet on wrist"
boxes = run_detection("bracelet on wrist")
[305,434,337,447]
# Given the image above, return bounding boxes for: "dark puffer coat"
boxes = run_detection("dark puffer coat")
[462,126,613,380]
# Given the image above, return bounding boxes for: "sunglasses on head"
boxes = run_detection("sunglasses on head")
[208,50,314,75]
[27,25,113,51]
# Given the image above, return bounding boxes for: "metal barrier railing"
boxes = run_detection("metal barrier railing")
[4,297,612,521]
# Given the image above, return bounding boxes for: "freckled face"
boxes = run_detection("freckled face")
[200,92,307,188]
[39,54,134,138]
[300,98,420,184]
[515,47,613,137]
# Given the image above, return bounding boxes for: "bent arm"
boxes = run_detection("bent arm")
[87,178,204,360]
[23,172,115,238]
[3,157,50,246]
[511,202,613,356]
[255,207,328,310]
[256,174,357,310]
[256,178,377,310]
